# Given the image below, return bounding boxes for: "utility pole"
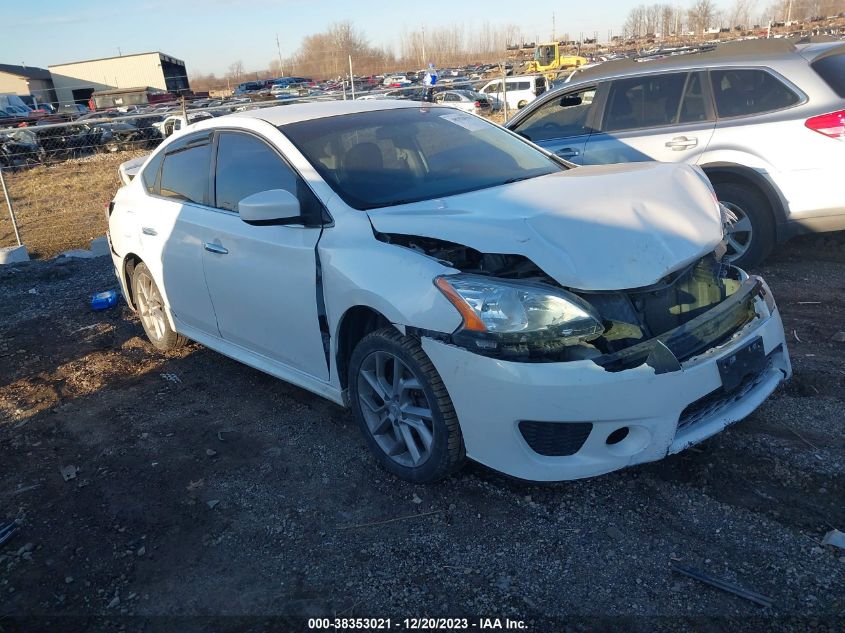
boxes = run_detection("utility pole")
[552,12,556,42]
[276,34,284,77]
[786,0,793,22]
[421,25,426,66]
[349,55,355,100]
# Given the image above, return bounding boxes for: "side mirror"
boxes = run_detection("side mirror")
[559,95,583,107]
[238,189,301,226]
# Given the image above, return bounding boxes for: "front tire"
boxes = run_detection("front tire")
[713,180,775,268]
[132,262,186,351]
[349,328,465,483]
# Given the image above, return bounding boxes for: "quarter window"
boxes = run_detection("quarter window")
[214,132,298,212]
[140,151,164,195]
[512,87,597,141]
[604,72,688,132]
[710,69,800,118]
[159,137,212,204]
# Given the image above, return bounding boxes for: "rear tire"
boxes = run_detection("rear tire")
[349,327,465,483]
[132,262,186,351]
[713,180,775,269]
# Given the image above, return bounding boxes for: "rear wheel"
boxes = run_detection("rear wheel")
[713,180,775,268]
[132,262,186,351]
[349,328,465,483]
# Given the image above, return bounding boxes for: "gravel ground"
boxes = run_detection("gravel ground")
[0,233,843,632]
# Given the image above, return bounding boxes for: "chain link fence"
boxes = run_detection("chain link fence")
[0,78,515,259]
[0,93,368,258]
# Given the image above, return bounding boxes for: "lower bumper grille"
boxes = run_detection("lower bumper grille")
[677,348,779,433]
[518,421,592,456]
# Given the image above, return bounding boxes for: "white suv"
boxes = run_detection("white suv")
[107,101,790,483]
[507,39,845,266]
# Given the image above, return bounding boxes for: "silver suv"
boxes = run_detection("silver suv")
[506,39,845,266]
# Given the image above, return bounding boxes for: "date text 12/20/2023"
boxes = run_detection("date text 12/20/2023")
[307,617,528,630]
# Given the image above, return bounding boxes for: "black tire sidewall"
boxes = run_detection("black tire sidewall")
[714,181,775,269]
[348,331,455,483]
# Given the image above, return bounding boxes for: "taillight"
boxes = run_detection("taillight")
[805,110,845,139]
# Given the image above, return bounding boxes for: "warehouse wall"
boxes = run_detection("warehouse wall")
[48,53,182,106]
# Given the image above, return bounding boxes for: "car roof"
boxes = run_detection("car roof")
[211,99,425,127]
[567,38,832,84]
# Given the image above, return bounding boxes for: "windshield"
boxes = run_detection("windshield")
[281,107,563,210]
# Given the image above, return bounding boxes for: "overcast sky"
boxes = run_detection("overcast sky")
[5,0,745,75]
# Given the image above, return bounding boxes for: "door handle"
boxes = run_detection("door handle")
[555,147,580,158]
[665,136,698,150]
[203,242,228,255]
[141,227,157,236]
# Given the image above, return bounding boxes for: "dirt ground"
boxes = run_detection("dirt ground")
[0,233,843,632]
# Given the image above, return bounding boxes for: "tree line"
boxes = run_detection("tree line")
[190,20,526,92]
[623,0,845,39]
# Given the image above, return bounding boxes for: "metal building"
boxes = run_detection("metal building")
[48,52,190,107]
[0,64,57,107]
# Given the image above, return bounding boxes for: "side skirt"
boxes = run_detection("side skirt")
[175,320,346,407]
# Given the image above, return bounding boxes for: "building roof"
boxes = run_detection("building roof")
[49,52,184,69]
[0,63,52,80]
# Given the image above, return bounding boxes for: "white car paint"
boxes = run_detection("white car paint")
[108,100,790,481]
[367,162,724,291]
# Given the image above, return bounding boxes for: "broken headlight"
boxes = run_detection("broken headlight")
[435,274,604,356]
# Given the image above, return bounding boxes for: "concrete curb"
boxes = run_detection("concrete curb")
[0,244,29,265]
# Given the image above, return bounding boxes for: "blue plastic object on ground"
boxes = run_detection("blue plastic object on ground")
[91,290,118,311]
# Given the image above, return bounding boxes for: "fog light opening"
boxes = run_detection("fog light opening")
[606,427,630,446]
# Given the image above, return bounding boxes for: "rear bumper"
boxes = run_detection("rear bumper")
[421,280,790,481]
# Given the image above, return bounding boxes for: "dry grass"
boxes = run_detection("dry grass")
[0,150,148,259]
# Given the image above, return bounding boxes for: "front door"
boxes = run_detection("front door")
[200,130,329,381]
[508,85,600,165]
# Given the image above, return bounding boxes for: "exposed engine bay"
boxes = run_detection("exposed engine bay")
[378,232,761,369]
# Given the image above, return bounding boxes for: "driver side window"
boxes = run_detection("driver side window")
[213,132,298,213]
[512,87,597,142]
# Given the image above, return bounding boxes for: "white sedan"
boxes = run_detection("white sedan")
[107,101,790,483]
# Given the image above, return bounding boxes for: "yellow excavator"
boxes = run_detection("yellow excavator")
[524,42,589,80]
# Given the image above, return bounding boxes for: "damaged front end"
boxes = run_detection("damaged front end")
[380,232,769,373]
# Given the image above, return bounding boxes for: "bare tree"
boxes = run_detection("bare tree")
[729,0,758,28]
[226,60,245,83]
[688,0,717,33]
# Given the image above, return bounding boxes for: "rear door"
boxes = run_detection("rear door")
[508,85,602,164]
[138,132,220,335]
[582,71,716,165]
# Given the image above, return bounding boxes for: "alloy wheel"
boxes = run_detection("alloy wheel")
[722,201,753,263]
[135,270,168,343]
[356,350,435,468]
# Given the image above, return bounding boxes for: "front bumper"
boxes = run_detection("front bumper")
[421,278,791,481]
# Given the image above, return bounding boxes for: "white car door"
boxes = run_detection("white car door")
[582,71,716,166]
[138,133,220,335]
[199,130,329,381]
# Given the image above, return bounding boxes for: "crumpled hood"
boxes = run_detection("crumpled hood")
[367,162,724,290]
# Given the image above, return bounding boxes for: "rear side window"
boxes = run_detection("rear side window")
[214,132,298,212]
[710,69,800,118]
[159,137,212,204]
[811,54,845,98]
[604,72,688,132]
[141,152,163,195]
